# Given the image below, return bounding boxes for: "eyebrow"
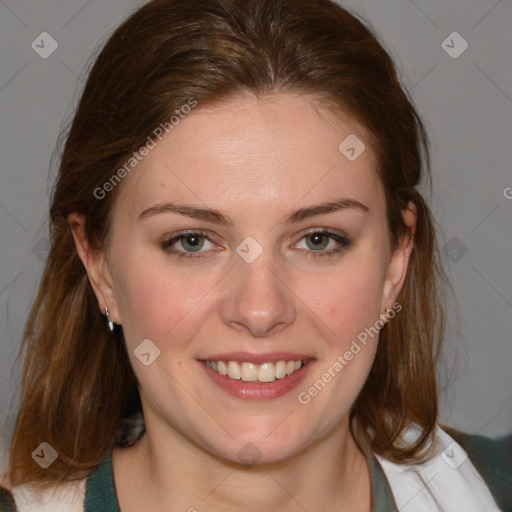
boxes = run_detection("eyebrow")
[137,198,369,226]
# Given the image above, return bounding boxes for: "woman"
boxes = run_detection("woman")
[1,0,510,510]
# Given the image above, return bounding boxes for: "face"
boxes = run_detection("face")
[78,93,413,465]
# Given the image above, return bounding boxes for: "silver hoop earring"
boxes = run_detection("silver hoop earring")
[105,306,114,332]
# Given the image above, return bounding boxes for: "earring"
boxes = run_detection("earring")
[105,306,114,331]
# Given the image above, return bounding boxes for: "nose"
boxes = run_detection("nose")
[220,253,297,338]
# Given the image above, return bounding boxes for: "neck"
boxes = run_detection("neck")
[113,415,371,512]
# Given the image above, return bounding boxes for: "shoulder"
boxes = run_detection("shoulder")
[375,424,511,512]
[442,425,512,512]
[0,456,86,512]
[1,481,86,512]
[0,452,119,512]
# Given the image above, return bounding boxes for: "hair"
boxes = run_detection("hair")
[8,0,446,488]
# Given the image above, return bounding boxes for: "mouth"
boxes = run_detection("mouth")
[198,354,315,400]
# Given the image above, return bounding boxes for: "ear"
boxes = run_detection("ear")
[68,213,121,325]
[380,201,417,312]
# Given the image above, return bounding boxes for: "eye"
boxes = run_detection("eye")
[293,230,351,259]
[160,231,218,260]
[160,229,351,261]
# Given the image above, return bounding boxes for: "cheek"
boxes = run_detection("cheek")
[301,256,387,343]
[113,252,219,352]
[294,259,387,412]
[288,267,385,431]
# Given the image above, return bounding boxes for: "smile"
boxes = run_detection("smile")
[199,356,315,400]
[203,359,308,382]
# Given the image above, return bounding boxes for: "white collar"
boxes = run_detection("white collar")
[376,425,502,511]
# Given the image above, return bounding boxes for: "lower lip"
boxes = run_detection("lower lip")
[198,360,315,400]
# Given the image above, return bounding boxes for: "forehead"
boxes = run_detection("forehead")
[113,93,382,220]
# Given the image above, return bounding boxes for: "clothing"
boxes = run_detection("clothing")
[1,425,510,511]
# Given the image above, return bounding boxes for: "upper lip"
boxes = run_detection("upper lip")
[199,352,314,364]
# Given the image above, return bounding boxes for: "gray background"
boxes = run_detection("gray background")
[1,0,511,453]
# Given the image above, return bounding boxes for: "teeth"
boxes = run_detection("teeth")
[217,361,227,376]
[241,362,258,382]
[258,363,275,383]
[275,361,287,379]
[204,359,307,382]
[227,361,241,379]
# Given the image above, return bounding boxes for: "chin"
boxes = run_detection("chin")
[199,427,312,468]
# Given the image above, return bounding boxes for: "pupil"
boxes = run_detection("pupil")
[184,234,203,251]
[308,233,327,250]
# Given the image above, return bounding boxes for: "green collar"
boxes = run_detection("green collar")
[84,454,119,511]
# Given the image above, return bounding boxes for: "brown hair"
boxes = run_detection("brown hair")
[9,0,446,487]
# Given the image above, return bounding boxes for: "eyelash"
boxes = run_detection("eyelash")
[160,229,351,261]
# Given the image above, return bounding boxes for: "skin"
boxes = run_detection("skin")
[69,93,416,511]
